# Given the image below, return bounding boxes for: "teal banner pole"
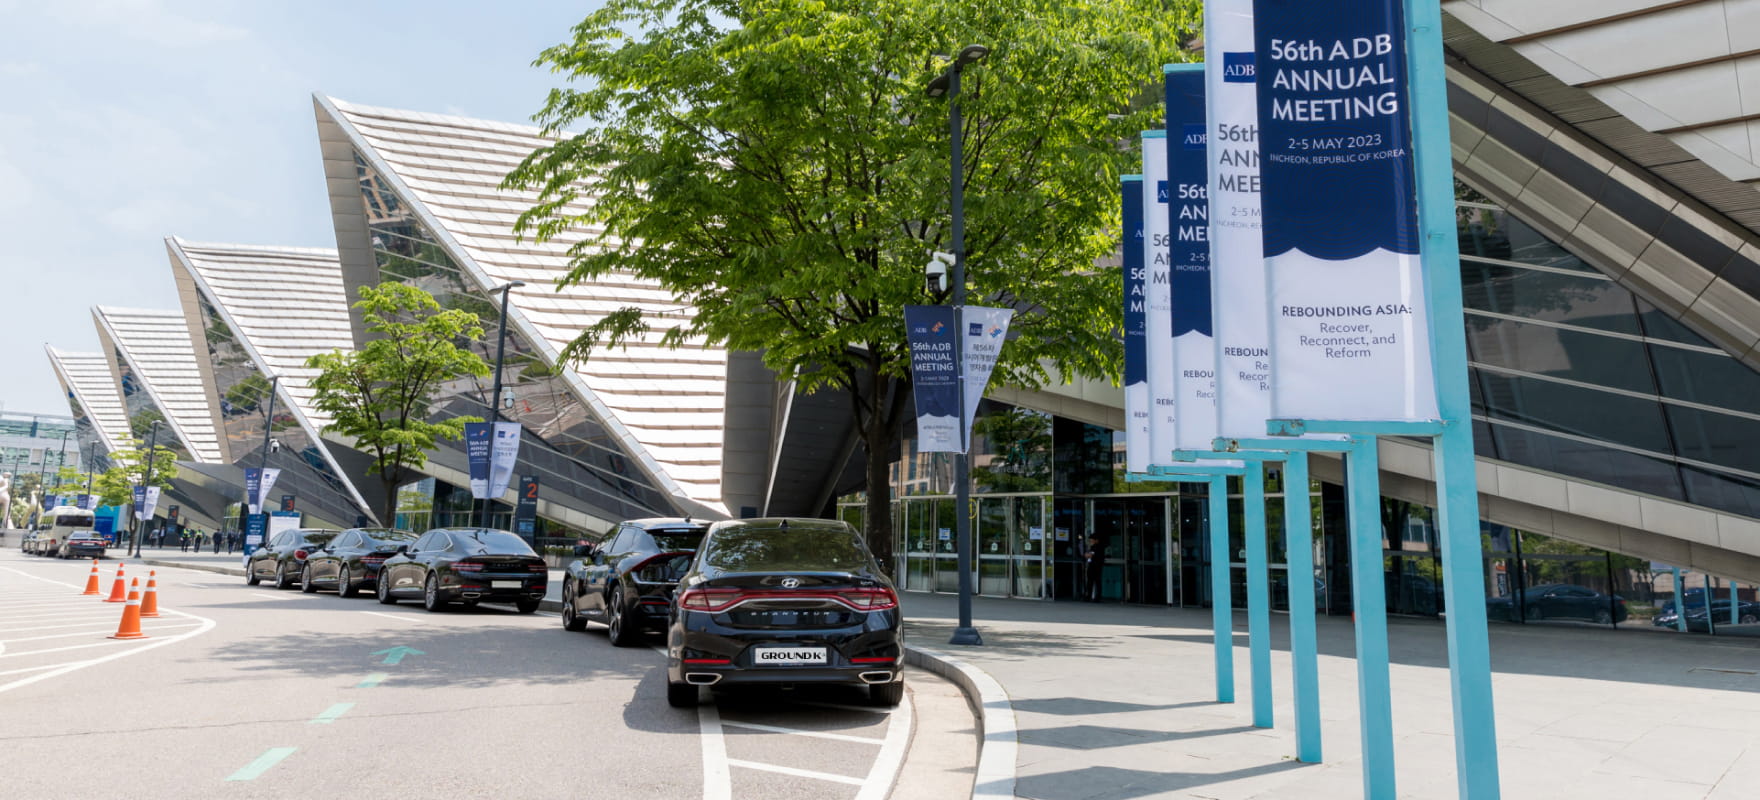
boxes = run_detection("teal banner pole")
[1346,437,1395,797]
[1406,0,1502,795]
[1284,452,1322,762]
[1672,567,1688,633]
[1243,463,1273,728]
[1209,474,1235,703]
[1733,581,1741,626]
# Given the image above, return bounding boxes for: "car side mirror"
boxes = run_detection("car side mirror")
[397,545,409,554]
[574,544,594,557]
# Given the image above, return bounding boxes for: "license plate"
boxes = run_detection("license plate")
[752,647,827,666]
[491,580,522,589]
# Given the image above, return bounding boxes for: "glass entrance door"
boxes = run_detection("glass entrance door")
[977,498,1011,596]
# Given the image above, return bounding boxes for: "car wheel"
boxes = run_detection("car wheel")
[516,598,540,614]
[376,573,396,605]
[1523,605,1543,621]
[1594,609,1613,625]
[1742,614,1758,625]
[422,572,447,613]
[562,581,588,632]
[667,681,698,708]
[607,585,635,647]
[338,566,356,598]
[301,564,317,593]
[246,561,261,586]
[870,680,905,707]
[274,562,293,590]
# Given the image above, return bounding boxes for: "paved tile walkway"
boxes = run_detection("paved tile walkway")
[900,592,1760,800]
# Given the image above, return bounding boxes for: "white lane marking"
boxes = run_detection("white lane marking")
[0,567,218,694]
[361,611,432,624]
[0,640,138,658]
[798,701,895,715]
[721,720,885,745]
[698,700,732,800]
[726,758,865,786]
[0,660,98,677]
[2,622,202,643]
[0,613,124,626]
[0,619,141,633]
[854,685,913,800]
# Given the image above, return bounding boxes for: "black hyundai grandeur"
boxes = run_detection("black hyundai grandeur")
[665,518,903,708]
[376,528,547,613]
[561,517,708,646]
[300,527,417,597]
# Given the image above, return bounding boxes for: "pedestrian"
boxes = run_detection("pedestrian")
[213,530,221,553]
[178,532,188,552]
[225,531,235,554]
[1084,535,1107,602]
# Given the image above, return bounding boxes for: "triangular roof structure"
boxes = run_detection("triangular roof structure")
[314,94,729,516]
[166,237,377,523]
[91,306,225,464]
[45,346,131,461]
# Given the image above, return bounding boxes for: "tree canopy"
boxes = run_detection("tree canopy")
[508,0,1198,561]
[306,282,490,523]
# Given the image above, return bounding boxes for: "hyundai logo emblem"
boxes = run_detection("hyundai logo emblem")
[780,577,801,589]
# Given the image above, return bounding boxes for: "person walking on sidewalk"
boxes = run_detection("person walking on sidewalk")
[213,530,221,553]
[1084,535,1107,602]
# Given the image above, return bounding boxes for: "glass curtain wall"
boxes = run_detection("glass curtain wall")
[354,152,678,523]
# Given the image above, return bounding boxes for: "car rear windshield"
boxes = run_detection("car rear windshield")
[458,530,536,555]
[651,528,707,552]
[701,526,870,573]
[300,532,339,547]
[363,530,417,544]
[69,532,104,540]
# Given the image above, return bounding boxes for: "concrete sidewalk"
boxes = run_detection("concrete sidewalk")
[899,592,1760,800]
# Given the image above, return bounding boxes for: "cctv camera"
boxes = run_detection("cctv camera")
[926,252,954,294]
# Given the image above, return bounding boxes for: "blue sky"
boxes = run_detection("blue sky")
[0,0,597,415]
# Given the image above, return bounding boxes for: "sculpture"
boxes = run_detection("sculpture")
[0,472,12,529]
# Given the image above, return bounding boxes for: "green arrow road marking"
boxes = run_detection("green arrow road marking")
[371,645,425,665]
[309,703,354,724]
[226,747,296,781]
[357,672,389,688]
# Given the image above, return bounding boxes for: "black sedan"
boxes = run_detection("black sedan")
[562,517,708,645]
[300,528,418,597]
[1653,599,1760,631]
[376,528,547,613]
[665,518,903,708]
[246,528,340,589]
[57,532,108,559]
[1486,583,1628,624]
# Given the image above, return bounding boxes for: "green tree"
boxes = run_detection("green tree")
[93,440,179,508]
[306,282,491,523]
[971,407,1052,492]
[507,0,1197,566]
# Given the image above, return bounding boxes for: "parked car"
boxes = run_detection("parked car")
[246,528,340,589]
[1652,599,1760,631]
[665,517,904,708]
[57,531,108,559]
[1485,583,1627,624]
[300,528,418,597]
[26,506,96,557]
[375,528,546,613]
[561,517,709,645]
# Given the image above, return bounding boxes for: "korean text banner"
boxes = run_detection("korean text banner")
[1122,176,1149,474]
[1166,65,1219,452]
[1208,0,1274,438]
[142,486,161,519]
[488,421,522,499]
[464,421,492,498]
[1254,0,1438,421]
[904,305,960,453]
[960,306,1014,451]
[1142,131,1177,465]
[258,468,281,511]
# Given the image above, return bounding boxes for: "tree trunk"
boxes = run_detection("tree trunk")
[381,475,399,529]
[863,416,895,577]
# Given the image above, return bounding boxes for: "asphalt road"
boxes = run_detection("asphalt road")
[0,547,974,799]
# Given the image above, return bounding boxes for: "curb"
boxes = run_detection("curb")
[905,645,1018,800]
[142,559,246,578]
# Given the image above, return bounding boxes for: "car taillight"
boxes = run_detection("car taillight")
[526,562,548,573]
[833,587,899,611]
[455,559,485,572]
[362,555,387,566]
[294,549,309,561]
[677,588,742,612]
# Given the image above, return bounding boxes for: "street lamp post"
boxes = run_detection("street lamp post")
[926,44,989,647]
[478,281,526,529]
[131,420,162,559]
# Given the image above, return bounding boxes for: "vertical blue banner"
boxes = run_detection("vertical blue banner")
[1254,0,1437,421]
[903,305,960,452]
[1122,176,1149,474]
[1166,64,1225,453]
[131,485,146,517]
[243,467,262,514]
[1142,131,1177,466]
[464,421,492,498]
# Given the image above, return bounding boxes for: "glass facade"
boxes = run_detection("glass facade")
[353,151,678,524]
[189,290,373,528]
[109,345,192,461]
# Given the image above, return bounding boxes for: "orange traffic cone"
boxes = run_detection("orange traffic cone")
[103,564,128,603]
[109,578,147,640]
[140,571,161,618]
[81,559,102,596]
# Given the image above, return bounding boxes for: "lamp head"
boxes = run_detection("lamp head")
[956,44,990,66]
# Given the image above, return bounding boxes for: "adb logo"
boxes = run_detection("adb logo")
[1155,181,1170,204]
[1182,123,1206,150]
[1223,51,1254,83]
[968,322,982,336]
